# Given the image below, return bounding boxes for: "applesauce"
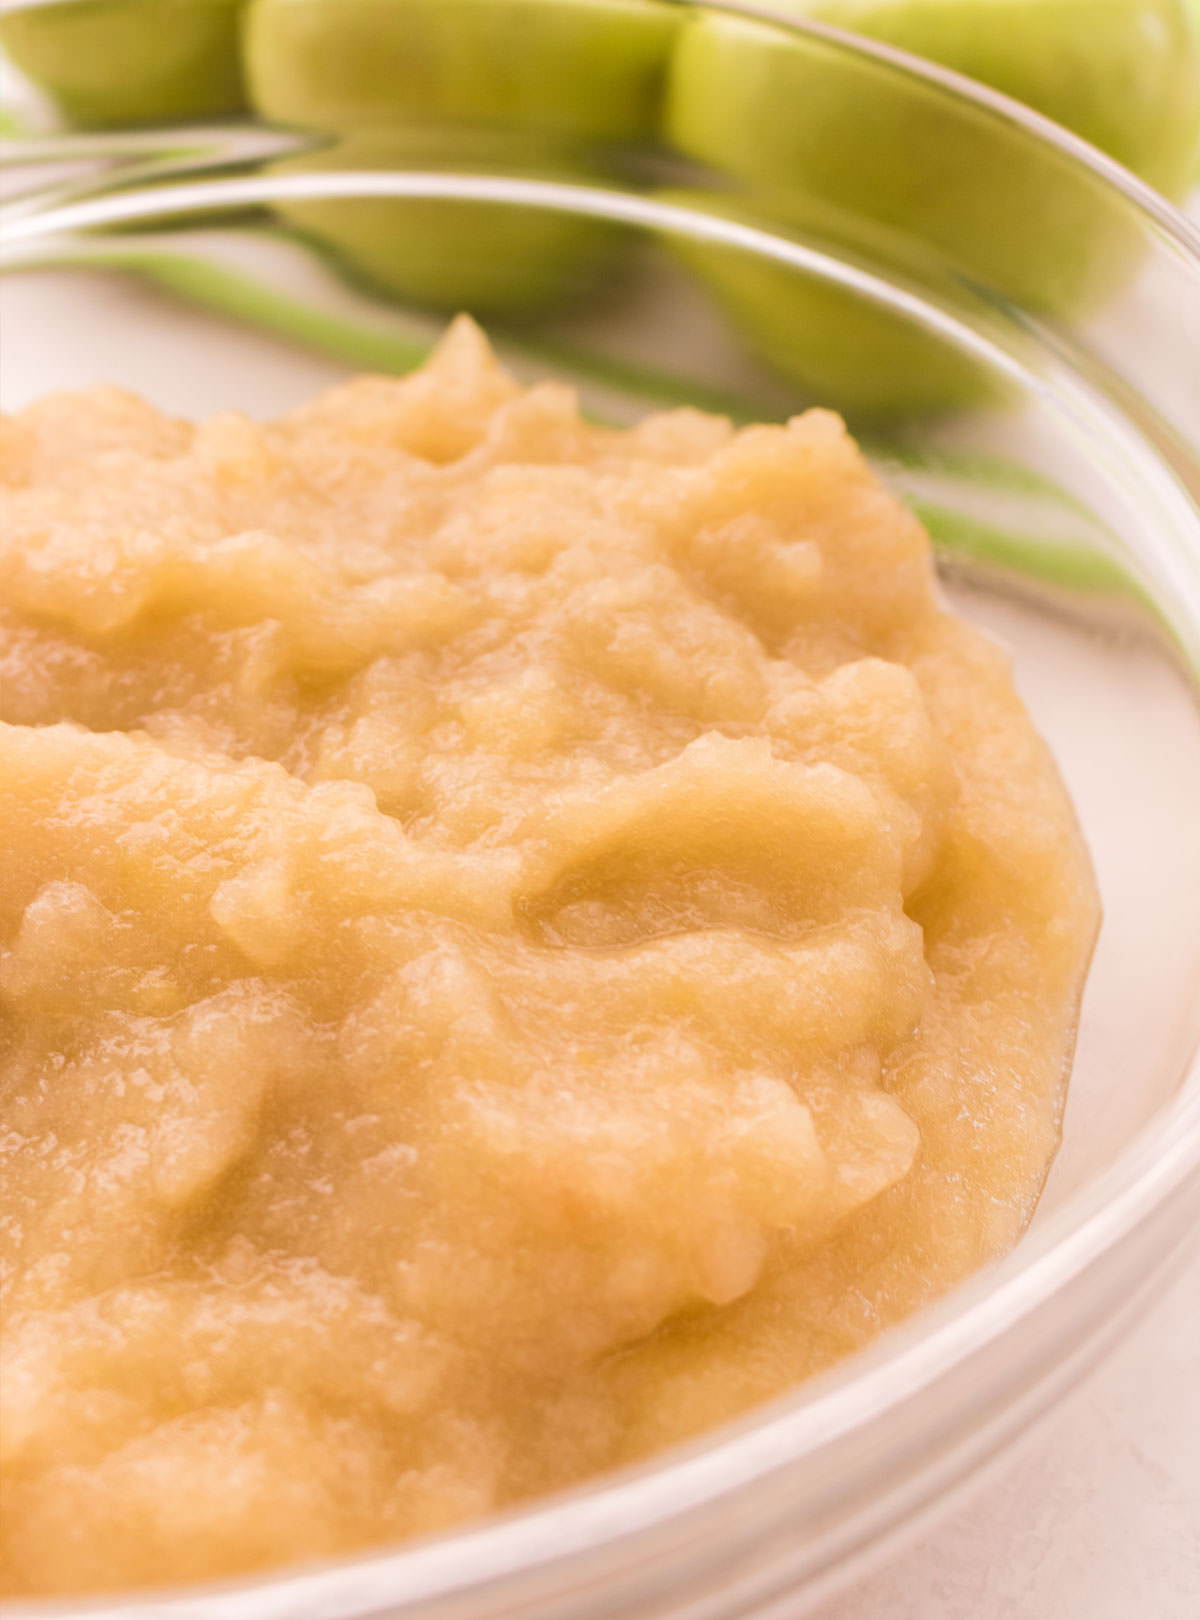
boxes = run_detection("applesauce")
[0,320,1098,1596]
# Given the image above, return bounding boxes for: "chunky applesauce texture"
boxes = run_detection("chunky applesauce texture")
[0,321,1098,1596]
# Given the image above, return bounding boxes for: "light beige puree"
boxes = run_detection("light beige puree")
[0,321,1098,1595]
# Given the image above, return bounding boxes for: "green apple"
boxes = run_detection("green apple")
[244,0,680,144]
[793,0,1200,196]
[0,0,247,128]
[661,0,1200,417]
[659,189,1002,420]
[245,0,678,326]
[271,128,622,319]
[1191,0,1200,174]
[665,0,1200,313]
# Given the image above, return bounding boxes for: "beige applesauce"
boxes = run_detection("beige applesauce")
[0,320,1098,1596]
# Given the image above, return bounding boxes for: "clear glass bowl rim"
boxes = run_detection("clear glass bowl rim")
[4,7,1200,1616]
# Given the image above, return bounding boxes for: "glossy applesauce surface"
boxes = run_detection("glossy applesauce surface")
[0,322,1098,1596]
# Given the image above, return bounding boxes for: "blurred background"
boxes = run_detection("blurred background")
[2,0,1199,429]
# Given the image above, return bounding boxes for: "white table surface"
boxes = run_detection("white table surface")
[811,1248,1200,1620]
[1,177,1198,1620]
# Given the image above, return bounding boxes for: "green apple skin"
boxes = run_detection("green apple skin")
[797,0,1200,196]
[0,0,247,128]
[245,0,680,144]
[1190,0,1200,174]
[665,0,1200,312]
[273,130,622,320]
[246,0,677,325]
[660,191,1000,420]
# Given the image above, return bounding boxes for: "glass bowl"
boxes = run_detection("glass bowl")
[2,5,1199,1616]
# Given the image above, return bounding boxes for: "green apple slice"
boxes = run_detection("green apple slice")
[0,0,247,128]
[244,0,680,144]
[271,128,624,319]
[665,0,1200,313]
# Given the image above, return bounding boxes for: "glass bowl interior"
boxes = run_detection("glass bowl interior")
[2,8,1200,1616]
